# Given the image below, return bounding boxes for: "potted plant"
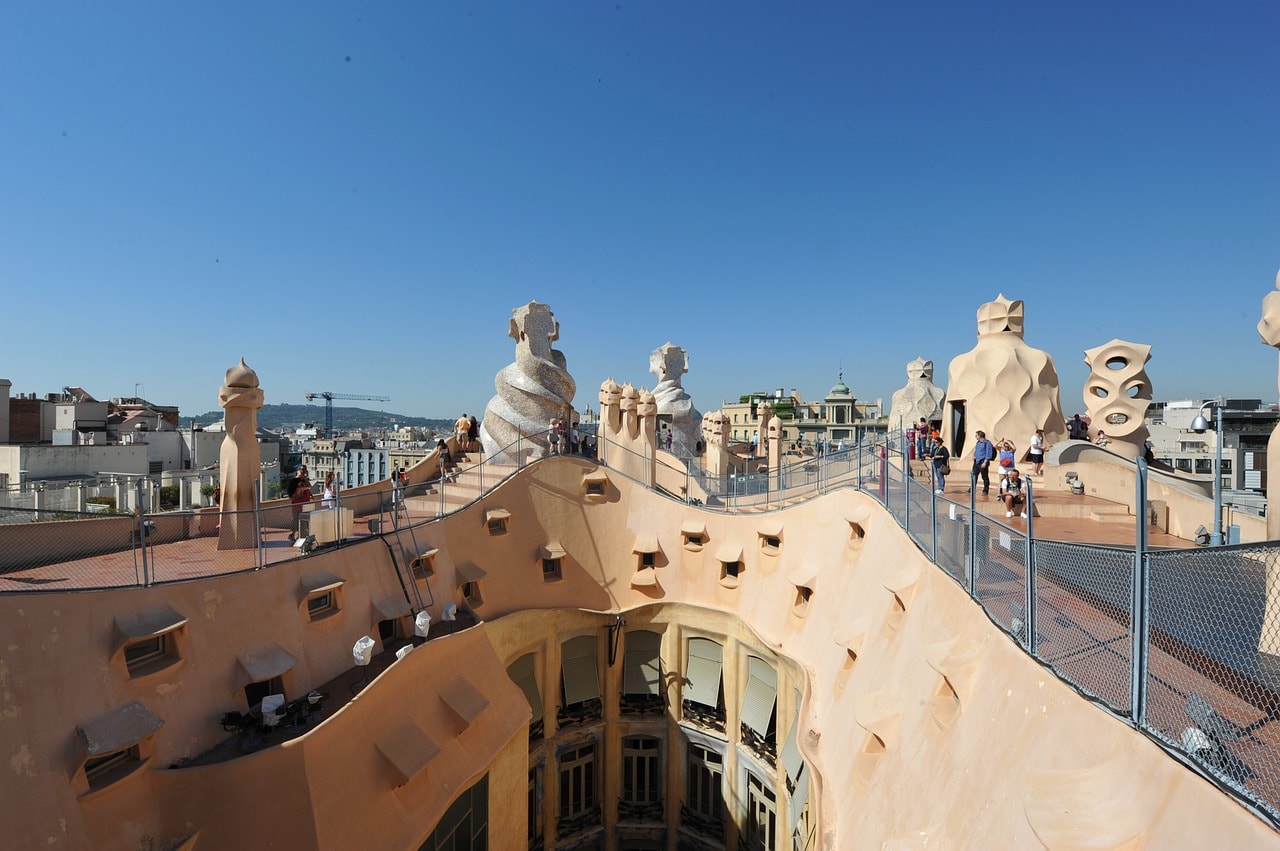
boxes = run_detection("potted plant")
[199,483,219,507]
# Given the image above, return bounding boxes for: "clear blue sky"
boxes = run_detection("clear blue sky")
[3,3,1277,421]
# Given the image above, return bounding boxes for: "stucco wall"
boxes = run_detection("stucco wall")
[0,444,149,484]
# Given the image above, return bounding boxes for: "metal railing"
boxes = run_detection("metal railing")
[0,432,544,589]
[5,427,1280,827]
[867,446,1280,828]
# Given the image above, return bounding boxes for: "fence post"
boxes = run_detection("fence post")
[1025,478,1037,655]
[1131,457,1150,727]
[254,479,264,571]
[903,446,910,531]
[136,479,150,586]
[856,441,862,490]
[968,469,978,598]
[930,466,938,562]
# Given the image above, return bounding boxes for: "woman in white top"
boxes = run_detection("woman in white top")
[1028,429,1046,476]
[322,472,338,509]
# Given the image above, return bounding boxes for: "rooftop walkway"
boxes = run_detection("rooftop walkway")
[0,451,1194,593]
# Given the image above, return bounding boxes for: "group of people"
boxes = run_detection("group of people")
[285,465,340,541]
[548,417,596,457]
[925,427,1048,521]
[963,431,1032,517]
[1067,413,1120,449]
[910,417,942,460]
[454,413,480,453]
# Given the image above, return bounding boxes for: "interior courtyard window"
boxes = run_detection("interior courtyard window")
[621,630,664,716]
[682,741,725,841]
[557,742,600,837]
[84,745,141,791]
[740,657,778,764]
[559,635,602,726]
[744,771,778,851]
[683,638,726,733]
[619,735,662,822]
[507,654,544,743]
[418,774,488,850]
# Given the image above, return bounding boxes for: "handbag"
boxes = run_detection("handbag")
[939,463,951,476]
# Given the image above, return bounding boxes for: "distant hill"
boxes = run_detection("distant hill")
[182,404,455,433]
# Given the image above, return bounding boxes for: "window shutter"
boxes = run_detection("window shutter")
[789,766,810,830]
[684,638,723,707]
[781,716,804,782]
[739,656,777,736]
[561,636,600,705]
[507,653,543,722]
[623,630,662,696]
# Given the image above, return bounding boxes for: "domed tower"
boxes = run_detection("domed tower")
[824,372,856,445]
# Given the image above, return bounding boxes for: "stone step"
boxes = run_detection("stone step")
[1090,505,1132,524]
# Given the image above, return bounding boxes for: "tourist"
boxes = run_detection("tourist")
[570,422,580,454]
[916,418,930,460]
[1094,430,1110,448]
[288,473,312,542]
[971,430,995,497]
[1068,414,1087,440]
[996,439,1017,482]
[454,413,470,451]
[548,419,560,454]
[929,436,950,493]
[1028,429,1046,476]
[321,472,337,509]
[664,430,672,451]
[467,415,479,453]
[1000,468,1027,518]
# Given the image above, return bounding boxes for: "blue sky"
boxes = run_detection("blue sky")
[2,2,1277,421]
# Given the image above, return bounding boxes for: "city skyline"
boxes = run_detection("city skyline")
[3,3,1277,418]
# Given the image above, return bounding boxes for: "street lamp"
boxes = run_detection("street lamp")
[1189,399,1224,546]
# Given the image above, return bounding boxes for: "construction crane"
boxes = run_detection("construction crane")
[304,391,391,439]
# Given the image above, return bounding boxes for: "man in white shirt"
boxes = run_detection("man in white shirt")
[999,468,1027,519]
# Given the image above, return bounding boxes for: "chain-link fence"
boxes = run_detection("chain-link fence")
[1033,540,1134,712]
[1142,545,1280,820]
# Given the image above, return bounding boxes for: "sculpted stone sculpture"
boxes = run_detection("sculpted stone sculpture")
[649,342,702,457]
[217,358,264,550]
[941,295,1067,458]
[888,357,945,433]
[700,410,731,477]
[1082,340,1152,460]
[597,379,657,484]
[479,301,576,460]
